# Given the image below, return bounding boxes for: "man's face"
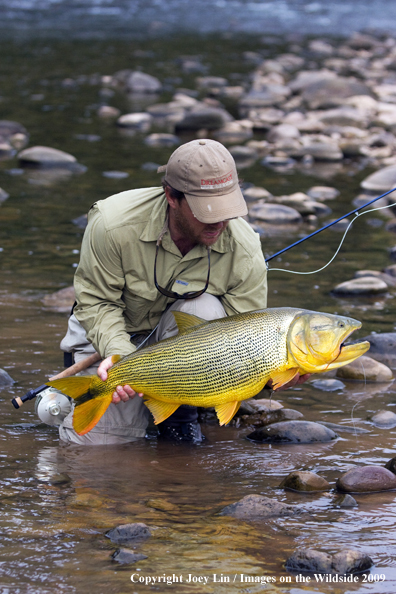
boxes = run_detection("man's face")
[171,197,229,248]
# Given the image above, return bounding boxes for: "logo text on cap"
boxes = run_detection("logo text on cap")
[201,171,233,190]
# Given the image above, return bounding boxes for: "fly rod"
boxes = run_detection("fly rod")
[265,186,396,263]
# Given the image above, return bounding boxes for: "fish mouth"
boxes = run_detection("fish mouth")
[326,340,370,369]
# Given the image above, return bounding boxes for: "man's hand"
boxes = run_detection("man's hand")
[98,355,144,404]
[268,373,311,392]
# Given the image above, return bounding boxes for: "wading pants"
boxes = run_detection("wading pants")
[58,293,226,445]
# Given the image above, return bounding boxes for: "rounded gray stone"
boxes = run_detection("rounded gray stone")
[360,332,396,368]
[144,133,180,147]
[333,494,358,508]
[332,276,388,295]
[336,466,396,493]
[371,410,396,427]
[336,355,393,382]
[361,165,396,192]
[0,368,15,387]
[248,202,302,225]
[41,286,75,313]
[117,112,152,130]
[280,471,330,492]
[106,523,151,544]
[18,146,77,167]
[246,420,337,444]
[286,548,373,574]
[111,548,148,564]
[219,494,300,519]
[311,378,345,391]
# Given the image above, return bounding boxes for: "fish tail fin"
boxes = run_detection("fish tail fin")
[46,376,112,436]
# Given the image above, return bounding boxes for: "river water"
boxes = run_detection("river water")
[2,16,396,594]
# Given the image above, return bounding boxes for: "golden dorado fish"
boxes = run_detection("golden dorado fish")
[46,308,369,435]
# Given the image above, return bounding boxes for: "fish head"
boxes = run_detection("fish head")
[287,311,370,373]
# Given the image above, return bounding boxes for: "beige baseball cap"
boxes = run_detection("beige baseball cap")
[157,138,247,223]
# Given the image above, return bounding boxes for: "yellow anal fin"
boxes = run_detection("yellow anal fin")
[46,376,94,399]
[73,393,113,435]
[172,311,206,334]
[215,401,241,426]
[144,398,180,425]
[270,368,299,391]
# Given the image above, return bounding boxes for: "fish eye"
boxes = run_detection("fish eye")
[339,322,345,328]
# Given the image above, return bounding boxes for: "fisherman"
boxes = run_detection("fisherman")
[58,139,307,445]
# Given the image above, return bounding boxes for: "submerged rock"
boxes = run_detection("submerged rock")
[286,548,373,574]
[41,286,75,313]
[248,202,302,225]
[239,397,283,414]
[0,188,10,203]
[144,133,180,147]
[235,407,303,429]
[246,420,337,443]
[333,494,358,508]
[280,471,330,492]
[336,355,393,382]
[106,523,151,544]
[371,410,396,427]
[361,164,396,192]
[18,146,78,168]
[360,332,396,368]
[0,368,15,387]
[117,112,152,130]
[111,548,148,565]
[336,466,396,492]
[311,378,345,391]
[385,457,396,474]
[332,276,388,295]
[219,494,300,519]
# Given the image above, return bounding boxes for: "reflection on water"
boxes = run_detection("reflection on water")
[2,33,396,593]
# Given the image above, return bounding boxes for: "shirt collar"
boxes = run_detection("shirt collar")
[139,190,233,255]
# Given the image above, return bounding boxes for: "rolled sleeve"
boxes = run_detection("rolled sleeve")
[73,206,136,358]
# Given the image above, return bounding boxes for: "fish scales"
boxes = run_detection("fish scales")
[103,309,293,406]
[46,307,370,434]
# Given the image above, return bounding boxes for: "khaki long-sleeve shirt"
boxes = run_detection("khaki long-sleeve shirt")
[74,186,268,359]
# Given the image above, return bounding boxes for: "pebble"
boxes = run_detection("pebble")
[219,494,300,520]
[0,368,15,387]
[41,286,75,313]
[102,171,129,179]
[238,397,283,414]
[279,471,330,492]
[332,276,388,295]
[336,465,396,492]
[234,407,303,429]
[333,494,358,508]
[285,548,373,574]
[371,410,396,427]
[246,420,337,444]
[0,188,10,203]
[336,355,393,382]
[361,164,396,192]
[384,457,396,474]
[111,549,148,565]
[360,332,396,368]
[117,113,152,130]
[310,378,345,391]
[106,523,151,544]
[144,133,180,147]
[248,202,302,225]
[18,146,77,167]
[97,105,121,119]
[174,106,233,131]
[242,186,272,202]
[125,71,162,94]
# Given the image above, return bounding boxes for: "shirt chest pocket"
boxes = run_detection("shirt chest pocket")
[123,278,158,329]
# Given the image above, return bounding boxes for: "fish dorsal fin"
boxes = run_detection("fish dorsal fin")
[270,368,299,391]
[172,311,206,334]
[215,401,241,426]
[144,398,180,425]
[73,392,113,435]
[111,354,122,364]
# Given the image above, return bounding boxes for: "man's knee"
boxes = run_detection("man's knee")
[156,294,226,341]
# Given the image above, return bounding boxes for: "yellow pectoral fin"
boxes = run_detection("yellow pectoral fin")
[144,398,180,425]
[270,368,299,390]
[73,393,113,435]
[111,354,122,364]
[215,401,241,426]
